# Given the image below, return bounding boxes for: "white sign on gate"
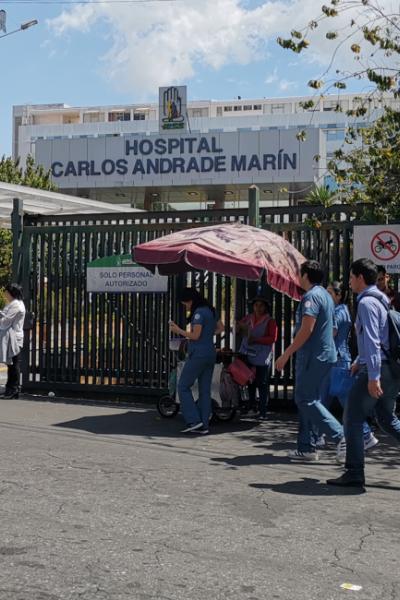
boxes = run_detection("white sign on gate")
[353,225,400,273]
[87,254,168,293]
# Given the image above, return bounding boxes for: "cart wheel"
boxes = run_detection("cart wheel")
[157,395,179,418]
[212,403,237,422]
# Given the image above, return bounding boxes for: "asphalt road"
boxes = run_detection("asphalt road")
[0,397,399,600]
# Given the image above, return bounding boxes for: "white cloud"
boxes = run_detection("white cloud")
[47,0,398,97]
[279,79,296,92]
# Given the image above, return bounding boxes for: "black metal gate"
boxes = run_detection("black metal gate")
[12,201,363,401]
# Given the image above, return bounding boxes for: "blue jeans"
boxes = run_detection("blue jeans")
[295,359,344,453]
[320,363,372,438]
[178,355,215,427]
[248,364,271,417]
[344,363,400,478]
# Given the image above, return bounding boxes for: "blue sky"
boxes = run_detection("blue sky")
[0,0,382,156]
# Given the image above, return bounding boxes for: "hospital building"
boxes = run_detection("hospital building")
[12,87,398,211]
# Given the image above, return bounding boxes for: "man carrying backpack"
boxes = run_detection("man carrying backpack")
[327,258,400,491]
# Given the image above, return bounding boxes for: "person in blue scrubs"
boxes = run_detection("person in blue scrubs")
[275,260,345,461]
[169,288,223,434]
[319,282,378,452]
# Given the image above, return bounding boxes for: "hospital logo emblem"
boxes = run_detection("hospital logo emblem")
[159,85,187,131]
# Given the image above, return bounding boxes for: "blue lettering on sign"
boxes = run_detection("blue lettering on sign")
[102,159,115,175]
[90,160,101,176]
[231,155,247,171]
[64,161,77,177]
[132,159,145,175]
[160,158,172,174]
[215,156,226,172]
[51,148,298,178]
[173,157,185,173]
[154,139,167,155]
[186,157,200,173]
[116,159,128,175]
[51,162,64,177]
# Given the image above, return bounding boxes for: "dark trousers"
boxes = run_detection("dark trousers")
[6,353,21,393]
[248,364,271,417]
[344,363,400,477]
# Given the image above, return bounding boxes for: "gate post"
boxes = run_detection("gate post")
[248,185,260,228]
[11,197,24,283]
[247,185,260,301]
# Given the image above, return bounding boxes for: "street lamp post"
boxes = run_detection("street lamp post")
[0,19,38,40]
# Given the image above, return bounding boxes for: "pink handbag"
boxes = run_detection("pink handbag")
[226,358,256,386]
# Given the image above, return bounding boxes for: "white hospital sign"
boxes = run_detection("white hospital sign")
[353,225,400,273]
[87,255,168,293]
[35,128,322,189]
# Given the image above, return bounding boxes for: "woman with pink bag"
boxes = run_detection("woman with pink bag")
[237,297,278,419]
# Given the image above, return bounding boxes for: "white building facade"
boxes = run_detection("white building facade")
[12,90,398,210]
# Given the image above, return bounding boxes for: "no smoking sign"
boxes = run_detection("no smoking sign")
[371,230,400,261]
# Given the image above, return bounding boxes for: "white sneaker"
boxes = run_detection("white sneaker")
[364,433,379,451]
[287,449,319,461]
[181,422,203,433]
[336,437,346,463]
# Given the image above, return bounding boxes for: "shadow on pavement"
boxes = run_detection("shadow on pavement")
[54,410,258,438]
[250,478,366,496]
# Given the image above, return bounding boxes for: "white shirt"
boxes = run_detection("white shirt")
[0,299,26,347]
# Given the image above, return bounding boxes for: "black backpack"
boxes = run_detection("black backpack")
[360,291,400,378]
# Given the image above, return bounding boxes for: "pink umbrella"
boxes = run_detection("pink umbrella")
[133,222,305,300]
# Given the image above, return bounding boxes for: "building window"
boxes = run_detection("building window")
[243,105,252,111]
[216,107,223,116]
[83,112,104,123]
[271,103,285,114]
[223,106,233,112]
[234,105,242,111]
[325,130,345,141]
[253,104,262,110]
[108,111,131,122]
[133,113,146,120]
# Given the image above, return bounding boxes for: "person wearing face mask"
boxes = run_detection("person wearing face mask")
[237,297,278,419]
[169,288,224,435]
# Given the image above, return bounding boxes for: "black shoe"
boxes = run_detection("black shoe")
[326,472,365,491]
[3,391,19,399]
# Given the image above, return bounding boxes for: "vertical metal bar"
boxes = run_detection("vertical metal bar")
[59,231,68,383]
[75,230,84,386]
[38,232,46,382]
[45,230,53,384]
[90,232,98,385]
[30,232,39,385]
[248,185,260,228]
[53,232,61,384]
[11,197,24,282]
[20,228,32,389]
[98,231,106,384]
[67,231,76,383]
[83,231,91,384]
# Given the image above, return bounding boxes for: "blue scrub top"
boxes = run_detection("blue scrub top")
[295,285,337,365]
[334,303,352,365]
[188,306,217,359]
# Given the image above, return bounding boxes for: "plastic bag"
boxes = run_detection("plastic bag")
[329,366,353,398]
[226,358,256,386]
